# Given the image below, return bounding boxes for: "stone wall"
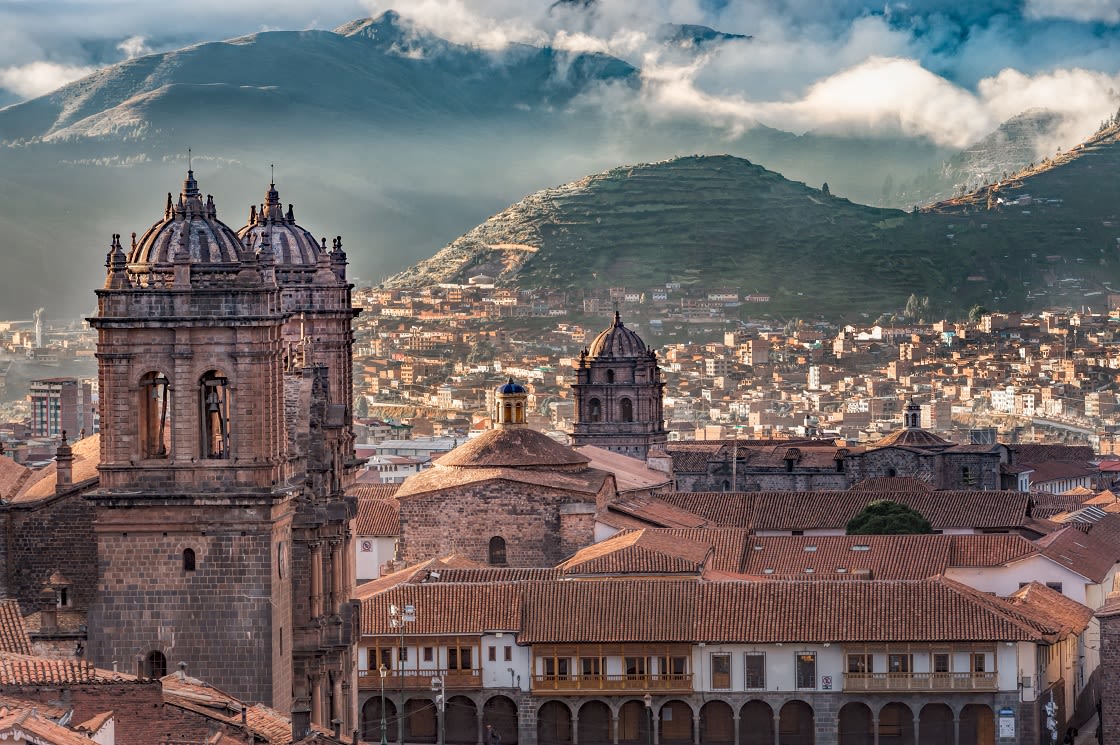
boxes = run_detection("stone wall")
[1099,604,1120,745]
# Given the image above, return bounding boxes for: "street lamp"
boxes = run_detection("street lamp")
[389,603,415,745]
[378,664,389,745]
[431,675,445,745]
[643,693,653,745]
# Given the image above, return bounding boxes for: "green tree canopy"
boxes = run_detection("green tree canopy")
[846,499,933,535]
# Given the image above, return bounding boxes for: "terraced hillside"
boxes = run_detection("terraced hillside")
[387,155,939,316]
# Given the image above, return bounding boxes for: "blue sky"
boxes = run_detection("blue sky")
[0,0,1117,146]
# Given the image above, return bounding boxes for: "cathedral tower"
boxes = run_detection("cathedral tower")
[87,170,359,734]
[571,311,666,458]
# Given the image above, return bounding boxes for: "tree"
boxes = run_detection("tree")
[968,304,988,324]
[846,500,933,535]
[354,395,369,419]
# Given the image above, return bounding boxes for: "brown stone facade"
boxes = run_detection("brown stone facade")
[397,480,602,567]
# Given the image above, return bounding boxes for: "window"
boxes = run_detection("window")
[888,654,912,674]
[1046,582,1063,594]
[543,657,570,678]
[140,372,171,458]
[379,648,392,668]
[744,653,765,689]
[146,650,167,679]
[971,653,987,673]
[182,548,196,572]
[488,646,497,662]
[660,656,688,678]
[504,646,512,661]
[580,657,602,677]
[624,656,648,679]
[199,371,231,459]
[589,398,602,422]
[423,647,433,662]
[933,653,950,673]
[399,646,408,662]
[711,653,731,689]
[847,653,872,674]
[962,466,973,486]
[448,646,473,671]
[606,370,615,384]
[795,653,816,689]
[488,536,507,566]
[620,397,634,422]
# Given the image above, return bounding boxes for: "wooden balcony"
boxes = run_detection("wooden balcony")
[357,668,481,691]
[843,671,998,692]
[531,673,693,695]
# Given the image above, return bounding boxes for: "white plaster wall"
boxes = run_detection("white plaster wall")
[355,535,396,582]
[945,559,1088,604]
[481,634,530,691]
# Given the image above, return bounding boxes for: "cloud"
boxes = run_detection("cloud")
[0,60,96,99]
[116,35,152,60]
[1024,0,1120,24]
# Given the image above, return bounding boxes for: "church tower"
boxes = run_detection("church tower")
[87,170,359,734]
[571,311,666,458]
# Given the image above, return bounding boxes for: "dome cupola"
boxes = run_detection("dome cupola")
[586,311,649,359]
[237,180,323,273]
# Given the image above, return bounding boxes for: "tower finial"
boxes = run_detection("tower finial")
[270,163,274,186]
[188,147,192,171]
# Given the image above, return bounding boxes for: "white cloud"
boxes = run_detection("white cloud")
[0,60,96,99]
[116,35,152,60]
[1024,0,1120,24]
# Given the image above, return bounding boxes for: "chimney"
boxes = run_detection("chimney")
[39,587,57,632]
[241,706,247,725]
[177,661,188,680]
[291,705,311,742]
[332,718,341,740]
[55,434,73,494]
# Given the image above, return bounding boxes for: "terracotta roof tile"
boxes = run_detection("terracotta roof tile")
[0,652,134,686]
[1008,583,1094,640]
[353,496,399,537]
[1033,526,1116,582]
[436,428,588,468]
[361,582,523,635]
[557,530,711,576]
[14,434,100,503]
[0,706,101,745]
[0,601,31,655]
[395,466,607,500]
[849,477,932,492]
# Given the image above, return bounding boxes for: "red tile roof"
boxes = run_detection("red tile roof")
[394,465,607,500]
[0,706,101,745]
[0,652,135,686]
[353,496,399,537]
[1033,526,1116,582]
[361,582,523,635]
[557,530,711,576]
[0,601,31,656]
[1008,583,1094,639]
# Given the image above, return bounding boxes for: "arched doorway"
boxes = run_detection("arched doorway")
[145,650,166,679]
[445,695,477,744]
[660,700,693,745]
[838,702,871,745]
[960,704,994,745]
[919,704,953,745]
[878,702,914,745]
[404,698,438,743]
[538,701,573,745]
[484,696,519,745]
[701,700,735,744]
[779,700,815,745]
[578,700,612,745]
[619,700,652,745]
[740,701,774,745]
[361,697,396,742]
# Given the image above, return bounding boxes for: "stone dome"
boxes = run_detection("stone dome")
[587,311,648,358]
[237,181,323,267]
[436,427,590,470]
[128,170,244,268]
[873,427,952,450]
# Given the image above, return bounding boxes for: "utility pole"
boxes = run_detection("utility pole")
[389,603,415,744]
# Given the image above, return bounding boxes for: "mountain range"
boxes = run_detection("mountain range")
[0,10,1102,319]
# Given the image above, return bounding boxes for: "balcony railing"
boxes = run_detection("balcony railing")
[357,668,481,691]
[843,671,998,692]
[532,673,693,694]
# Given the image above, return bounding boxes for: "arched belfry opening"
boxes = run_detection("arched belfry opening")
[140,371,171,459]
[199,371,231,459]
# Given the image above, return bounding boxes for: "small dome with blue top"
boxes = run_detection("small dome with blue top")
[497,377,527,395]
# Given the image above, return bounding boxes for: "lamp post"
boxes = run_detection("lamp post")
[643,693,653,745]
[389,603,415,745]
[378,664,389,745]
[431,675,445,745]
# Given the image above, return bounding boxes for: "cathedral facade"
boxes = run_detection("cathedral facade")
[85,170,360,734]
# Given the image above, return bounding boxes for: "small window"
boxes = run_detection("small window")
[620,397,634,422]
[182,548,196,572]
[933,653,950,673]
[580,657,602,677]
[488,646,497,662]
[146,650,167,679]
[606,370,615,384]
[971,653,987,673]
[488,536,507,566]
[399,646,408,662]
[423,647,433,662]
[1046,582,1063,594]
[887,468,897,477]
[625,656,647,678]
[711,653,731,689]
[379,648,392,667]
[744,653,765,689]
[504,646,512,661]
[795,653,816,689]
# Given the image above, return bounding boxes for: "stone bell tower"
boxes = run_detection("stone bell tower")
[571,311,666,459]
[87,169,297,711]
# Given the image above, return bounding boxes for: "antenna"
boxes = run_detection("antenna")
[188,147,192,170]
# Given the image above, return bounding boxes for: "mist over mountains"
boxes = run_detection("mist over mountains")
[0,8,1111,319]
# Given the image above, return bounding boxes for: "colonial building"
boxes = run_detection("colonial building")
[572,313,667,459]
[82,169,360,735]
